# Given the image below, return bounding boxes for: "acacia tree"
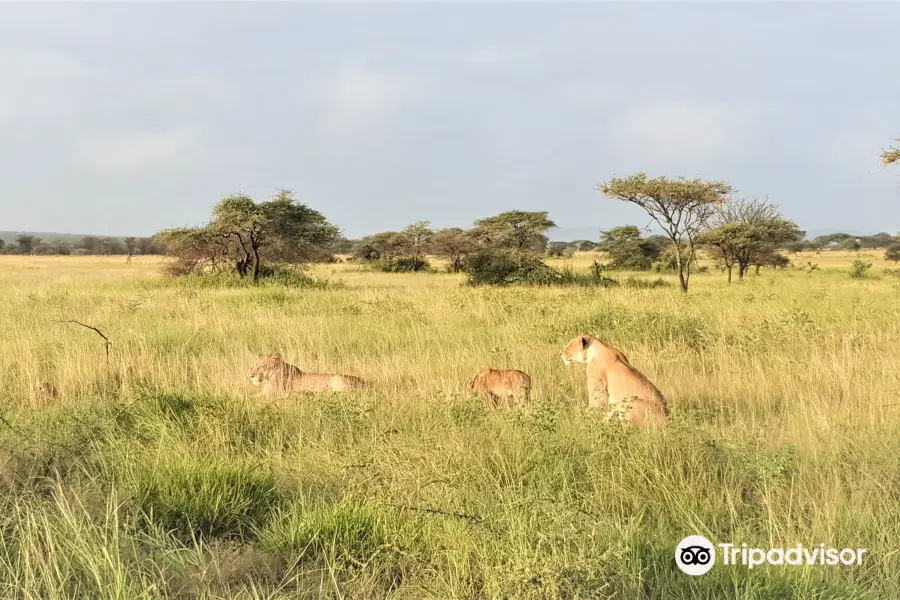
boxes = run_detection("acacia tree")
[124,237,137,257]
[428,228,478,272]
[356,231,411,261]
[401,221,433,262]
[697,198,800,283]
[16,235,39,255]
[155,189,339,280]
[599,173,732,292]
[597,225,665,270]
[471,210,557,252]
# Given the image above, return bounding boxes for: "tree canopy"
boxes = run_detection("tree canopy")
[697,198,800,283]
[155,189,339,280]
[471,210,556,252]
[597,225,667,270]
[428,228,478,272]
[599,173,732,292]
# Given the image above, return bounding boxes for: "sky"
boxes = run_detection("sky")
[0,2,898,240]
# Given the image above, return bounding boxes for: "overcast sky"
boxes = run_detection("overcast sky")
[0,2,898,240]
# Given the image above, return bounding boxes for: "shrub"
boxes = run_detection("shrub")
[850,259,872,279]
[463,250,563,286]
[464,250,620,288]
[884,243,900,263]
[374,257,431,273]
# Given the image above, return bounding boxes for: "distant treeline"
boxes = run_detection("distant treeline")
[0,234,163,256]
[545,231,898,256]
[4,230,894,259]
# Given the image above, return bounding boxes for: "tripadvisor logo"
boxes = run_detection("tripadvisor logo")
[675,536,868,575]
[675,535,716,576]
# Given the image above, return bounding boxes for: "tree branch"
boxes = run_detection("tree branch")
[57,320,111,362]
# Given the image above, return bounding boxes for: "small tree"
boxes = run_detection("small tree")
[885,243,900,263]
[360,231,410,260]
[137,237,161,255]
[428,228,478,272]
[696,222,748,283]
[598,173,732,292]
[124,237,137,257]
[697,198,800,283]
[471,210,557,252]
[596,225,663,270]
[751,250,790,274]
[401,221,433,261]
[836,238,862,252]
[155,189,339,280]
[78,236,100,254]
[15,235,39,255]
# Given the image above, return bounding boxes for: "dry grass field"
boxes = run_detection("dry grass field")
[0,251,898,599]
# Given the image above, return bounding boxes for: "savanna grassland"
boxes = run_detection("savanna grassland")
[1,252,899,599]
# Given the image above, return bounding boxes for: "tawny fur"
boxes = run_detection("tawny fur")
[34,381,58,401]
[249,354,370,396]
[466,368,532,408]
[561,335,668,428]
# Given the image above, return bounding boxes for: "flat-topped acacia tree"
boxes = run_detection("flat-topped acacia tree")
[598,173,733,292]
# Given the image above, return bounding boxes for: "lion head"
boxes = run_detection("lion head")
[561,335,595,365]
[249,354,283,386]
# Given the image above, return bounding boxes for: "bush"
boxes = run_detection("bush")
[850,259,872,279]
[885,244,900,263]
[374,257,431,273]
[463,250,562,286]
[464,250,619,288]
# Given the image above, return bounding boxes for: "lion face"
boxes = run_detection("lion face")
[249,354,281,385]
[561,335,592,365]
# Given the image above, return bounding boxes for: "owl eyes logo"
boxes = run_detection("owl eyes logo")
[675,536,716,575]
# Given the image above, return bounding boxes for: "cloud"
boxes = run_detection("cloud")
[311,63,427,136]
[606,99,762,167]
[74,126,205,173]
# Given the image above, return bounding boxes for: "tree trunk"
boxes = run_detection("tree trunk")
[251,244,261,281]
[727,264,733,284]
[755,265,761,276]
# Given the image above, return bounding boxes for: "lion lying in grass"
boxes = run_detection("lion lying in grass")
[561,335,668,428]
[249,354,370,396]
[466,367,532,408]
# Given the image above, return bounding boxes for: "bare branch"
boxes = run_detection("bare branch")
[57,320,111,362]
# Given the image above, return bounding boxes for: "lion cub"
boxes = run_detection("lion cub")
[34,381,59,401]
[561,335,668,428]
[249,354,370,396]
[466,368,532,408]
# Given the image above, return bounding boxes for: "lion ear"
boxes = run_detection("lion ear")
[580,336,590,349]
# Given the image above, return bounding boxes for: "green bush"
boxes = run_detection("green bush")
[850,259,872,279]
[463,250,563,286]
[374,257,431,273]
[464,250,620,288]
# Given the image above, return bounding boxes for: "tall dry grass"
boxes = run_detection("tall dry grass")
[0,253,897,598]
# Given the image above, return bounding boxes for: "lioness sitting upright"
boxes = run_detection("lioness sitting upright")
[466,368,532,408]
[249,354,370,396]
[561,335,668,428]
